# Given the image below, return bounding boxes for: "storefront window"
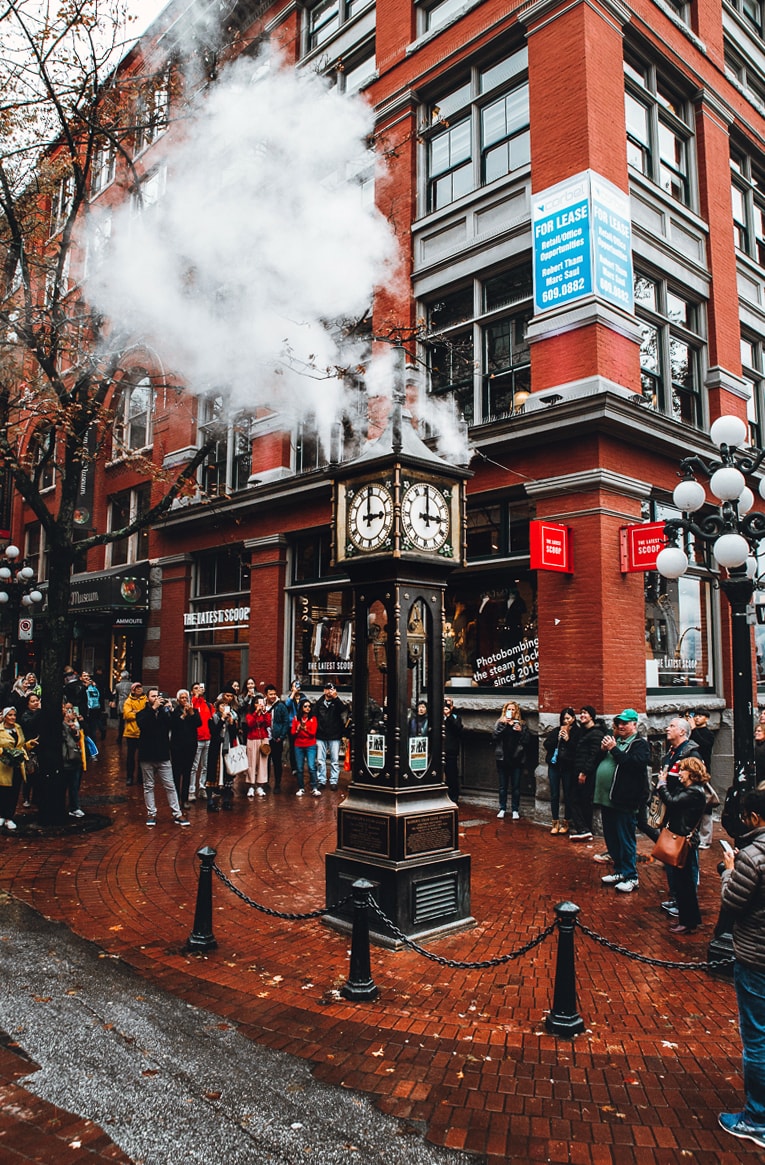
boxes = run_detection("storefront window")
[444,575,537,690]
[291,587,354,687]
[186,549,251,690]
[644,571,714,691]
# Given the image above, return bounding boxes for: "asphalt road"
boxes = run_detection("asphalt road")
[0,894,478,1165]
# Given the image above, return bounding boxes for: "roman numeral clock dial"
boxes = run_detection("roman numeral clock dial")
[401,482,451,552]
[347,483,394,552]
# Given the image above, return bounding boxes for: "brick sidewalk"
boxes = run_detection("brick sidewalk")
[0,734,758,1164]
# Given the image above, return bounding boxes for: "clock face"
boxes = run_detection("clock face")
[401,482,450,552]
[347,483,394,552]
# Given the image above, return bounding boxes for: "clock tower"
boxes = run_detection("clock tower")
[325,356,474,947]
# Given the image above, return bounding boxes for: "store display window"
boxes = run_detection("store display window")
[444,575,537,690]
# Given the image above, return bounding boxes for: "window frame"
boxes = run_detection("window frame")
[422,47,529,214]
[106,483,151,568]
[198,396,253,497]
[731,147,765,267]
[633,270,705,426]
[113,373,155,456]
[423,263,532,426]
[624,52,694,209]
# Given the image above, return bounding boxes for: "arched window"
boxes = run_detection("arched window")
[113,373,154,454]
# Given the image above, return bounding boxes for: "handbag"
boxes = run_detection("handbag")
[646,787,666,830]
[224,743,249,775]
[259,740,271,757]
[651,827,691,868]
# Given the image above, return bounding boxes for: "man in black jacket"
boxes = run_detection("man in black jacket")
[569,705,605,842]
[136,689,190,827]
[598,709,651,893]
[313,680,350,791]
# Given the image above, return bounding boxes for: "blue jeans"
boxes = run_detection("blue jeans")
[735,960,765,1125]
[600,806,637,881]
[294,745,317,791]
[497,763,521,813]
[549,762,572,821]
[317,739,341,787]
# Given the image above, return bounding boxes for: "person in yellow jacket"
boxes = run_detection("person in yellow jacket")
[122,683,146,786]
[0,706,29,832]
[62,705,87,817]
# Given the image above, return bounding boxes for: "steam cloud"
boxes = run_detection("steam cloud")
[86,48,469,462]
[86,52,397,442]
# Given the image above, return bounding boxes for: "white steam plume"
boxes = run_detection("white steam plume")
[86,50,399,447]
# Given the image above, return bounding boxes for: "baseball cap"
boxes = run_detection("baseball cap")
[614,708,639,724]
[323,679,336,689]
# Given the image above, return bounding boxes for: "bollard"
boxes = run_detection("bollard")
[545,900,585,1037]
[187,846,218,952]
[341,879,379,1002]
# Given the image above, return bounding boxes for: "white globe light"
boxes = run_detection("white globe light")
[18,566,34,580]
[656,546,689,578]
[0,568,11,582]
[3,545,19,560]
[710,466,746,501]
[713,533,750,569]
[739,486,755,515]
[29,589,43,603]
[759,478,765,502]
[0,592,9,604]
[710,415,748,449]
[673,479,706,512]
[747,556,758,579]
[20,594,32,607]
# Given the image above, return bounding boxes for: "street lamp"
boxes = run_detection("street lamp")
[656,414,765,969]
[0,544,44,670]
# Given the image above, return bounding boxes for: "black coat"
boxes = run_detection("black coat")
[658,778,707,838]
[609,736,651,812]
[573,723,606,779]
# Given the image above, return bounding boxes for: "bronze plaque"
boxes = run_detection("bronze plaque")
[404,811,455,856]
[340,811,391,857]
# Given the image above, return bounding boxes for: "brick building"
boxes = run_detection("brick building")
[6,0,765,802]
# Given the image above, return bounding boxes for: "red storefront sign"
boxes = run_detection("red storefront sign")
[619,521,666,572]
[529,520,573,573]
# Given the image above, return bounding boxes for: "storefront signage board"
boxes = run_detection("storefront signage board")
[620,521,666,572]
[67,563,150,610]
[183,606,250,630]
[529,521,573,573]
[532,170,633,315]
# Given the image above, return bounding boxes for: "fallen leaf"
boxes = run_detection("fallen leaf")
[142,1069,159,1077]
[33,996,51,1003]
[205,1090,222,1100]
[370,1048,384,1057]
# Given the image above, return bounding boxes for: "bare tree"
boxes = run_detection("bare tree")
[0,0,213,820]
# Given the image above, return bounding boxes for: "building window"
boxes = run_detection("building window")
[422,0,469,31]
[741,333,765,447]
[107,484,151,567]
[90,142,116,197]
[29,426,56,491]
[332,43,376,93]
[634,272,704,425]
[424,264,532,425]
[724,42,765,108]
[304,0,373,52]
[424,47,529,213]
[729,0,764,35]
[445,574,537,690]
[199,396,252,496]
[50,174,73,235]
[132,165,167,213]
[731,148,765,266]
[624,51,693,207]
[24,523,48,582]
[113,373,154,454]
[134,69,170,155]
[466,499,530,560]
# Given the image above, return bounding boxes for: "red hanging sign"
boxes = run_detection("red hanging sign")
[620,521,666,572]
[529,521,573,573]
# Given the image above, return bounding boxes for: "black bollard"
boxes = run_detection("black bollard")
[341,879,379,1002]
[545,900,585,1037]
[187,846,218,952]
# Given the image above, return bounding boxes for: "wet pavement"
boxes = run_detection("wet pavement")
[0,733,757,1164]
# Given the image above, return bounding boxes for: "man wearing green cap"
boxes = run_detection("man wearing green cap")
[595,710,651,894]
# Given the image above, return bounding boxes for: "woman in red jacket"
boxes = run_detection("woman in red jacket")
[291,698,319,797]
[243,692,271,798]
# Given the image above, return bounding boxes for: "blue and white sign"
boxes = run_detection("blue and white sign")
[591,172,633,312]
[532,171,633,316]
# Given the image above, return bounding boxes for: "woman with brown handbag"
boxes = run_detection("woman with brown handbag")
[656,756,709,934]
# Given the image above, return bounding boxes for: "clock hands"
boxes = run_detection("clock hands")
[363,488,384,528]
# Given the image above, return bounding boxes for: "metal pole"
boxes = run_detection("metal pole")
[545,901,585,1037]
[187,846,218,952]
[341,879,379,1001]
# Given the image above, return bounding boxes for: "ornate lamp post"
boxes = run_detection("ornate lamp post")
[0,544,44,672]
[656,414,765,969]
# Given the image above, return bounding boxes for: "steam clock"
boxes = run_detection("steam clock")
[324,382,474,946]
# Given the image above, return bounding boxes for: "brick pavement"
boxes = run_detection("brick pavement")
[0,733,760,1164]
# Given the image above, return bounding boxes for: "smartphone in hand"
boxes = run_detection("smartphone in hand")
[719,839,735,855]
